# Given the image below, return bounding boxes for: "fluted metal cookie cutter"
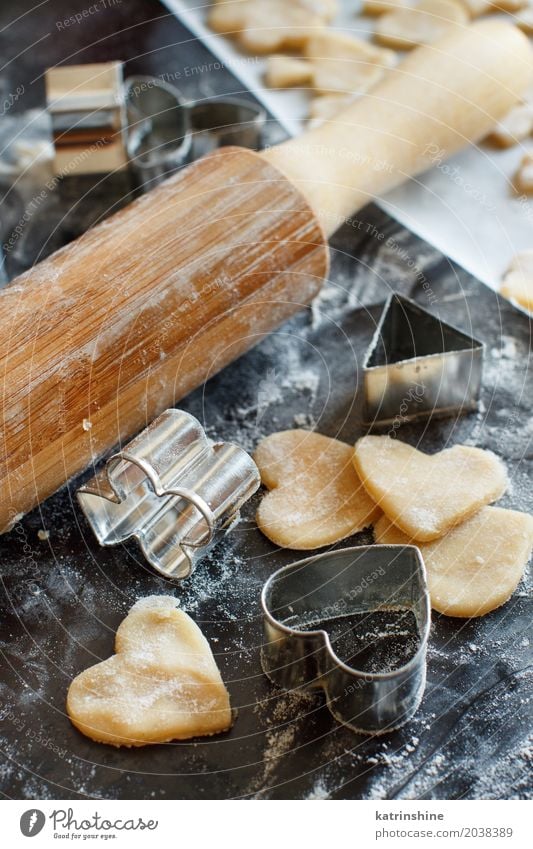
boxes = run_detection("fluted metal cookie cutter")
[261,545,430,735]
[77,410,260,580]
[363,293,484,426]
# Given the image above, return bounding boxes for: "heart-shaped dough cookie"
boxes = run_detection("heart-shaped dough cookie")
[374,507,533,617]
[67,596,232,747]
[255,429,381,550]
[265,56,314,88]
[375,0,468,50]
[353,435,508,542]
[208,0,336,54]
[304,31,395,96]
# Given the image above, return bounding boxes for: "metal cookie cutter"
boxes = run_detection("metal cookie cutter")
[261,545,430,735]
[77,410,260,580]
[363,293,484,426]
[188,97,266,160]
[124,76,192,190]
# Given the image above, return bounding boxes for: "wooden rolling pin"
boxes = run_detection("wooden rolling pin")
[0,21,530,532]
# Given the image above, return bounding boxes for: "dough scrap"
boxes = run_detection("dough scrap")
[265,55,314,88]
[501,250,533,311]
[374,507,533,617]
[486,103,533,149]
[208,0,245,34]
[67,596,232,747]
[353,435,508,542]
[304,30,395,95]
[514,152,533,195]
[208,0,336,54]
[255,429,381,550]
[375,0,468,50]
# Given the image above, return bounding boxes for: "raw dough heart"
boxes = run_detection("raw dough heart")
[375,0,468,50]
[67,596,232,747]
[208,0,336,54]
[255,429,381,550]
[353,435,508,542]
[265,56,314,88]
[501,250,533,311]
[304,31,395,95]
[374,506,533,617]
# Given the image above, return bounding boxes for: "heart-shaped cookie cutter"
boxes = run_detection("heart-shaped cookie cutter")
[261,545,430,735]
[124,76,265,191]
[363,293,484,427]
[77,409,260,580]
[124,76,192,190]
[188,96,266,160]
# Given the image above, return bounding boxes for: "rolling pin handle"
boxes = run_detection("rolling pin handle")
[263,21,533,236]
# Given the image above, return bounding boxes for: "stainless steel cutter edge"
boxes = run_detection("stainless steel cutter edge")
[261,544,431,735]
[362,292,485,427]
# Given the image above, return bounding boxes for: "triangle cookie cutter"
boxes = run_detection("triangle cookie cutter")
[362,293,484,427]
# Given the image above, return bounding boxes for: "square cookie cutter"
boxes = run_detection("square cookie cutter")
[362,293,484,426]
[261,545,430,735]
[77,409,260,580]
